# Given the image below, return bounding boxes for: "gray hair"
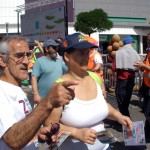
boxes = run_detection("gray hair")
[0,35,29,53]
[0,35,29,74]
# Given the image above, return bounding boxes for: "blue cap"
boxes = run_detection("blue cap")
[123,36,135,44]
[147,48,150,53]
[62,33,98,51]
[43,39,59,48]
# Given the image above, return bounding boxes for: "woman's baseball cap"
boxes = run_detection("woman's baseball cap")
[58,33,98,56]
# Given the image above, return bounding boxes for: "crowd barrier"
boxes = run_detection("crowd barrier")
[102,54,144,95]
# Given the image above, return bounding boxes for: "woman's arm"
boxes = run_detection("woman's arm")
[44,107,63,126]
[134,61,150,71]
[107,103,132,130]
[44,107,97,144]
[31,76,42,104]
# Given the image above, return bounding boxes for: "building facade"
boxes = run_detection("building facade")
[71,0,150,54]
[0,0,25,39]
[1,0,150,54]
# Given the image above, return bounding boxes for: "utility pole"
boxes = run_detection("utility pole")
[15,10,21,35]
[65,0,68,36]
[17,11,20,34]
[5,22,9,36]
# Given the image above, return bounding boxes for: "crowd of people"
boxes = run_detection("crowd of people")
[0,32,149,150]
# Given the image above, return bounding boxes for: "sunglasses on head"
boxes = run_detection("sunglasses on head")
[38,123,60,144]
[46,123,60,145]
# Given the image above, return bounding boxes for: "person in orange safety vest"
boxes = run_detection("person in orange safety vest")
[87,48,103,78]
[134,35,150,140]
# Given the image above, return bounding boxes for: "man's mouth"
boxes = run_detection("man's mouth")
[20,67,28,71]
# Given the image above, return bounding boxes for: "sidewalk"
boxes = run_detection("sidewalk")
[106,93,150,150]
[23,86,150,150]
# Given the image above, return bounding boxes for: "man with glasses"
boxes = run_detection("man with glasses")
[0,35,78,150]
[32,39,68,104]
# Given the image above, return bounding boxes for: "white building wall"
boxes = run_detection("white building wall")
[70,0,150,54]
[0,0,24,34]
[74,0,150,20]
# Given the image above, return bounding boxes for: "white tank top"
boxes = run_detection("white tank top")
[59,83,109,150]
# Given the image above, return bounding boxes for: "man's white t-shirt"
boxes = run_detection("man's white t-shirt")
[0,80,38,150]
[94,53,103,65]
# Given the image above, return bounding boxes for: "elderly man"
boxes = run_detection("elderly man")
[0,35,77,150]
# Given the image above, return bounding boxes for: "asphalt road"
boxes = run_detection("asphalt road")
[105,93,150,150]
[23,86,150,150]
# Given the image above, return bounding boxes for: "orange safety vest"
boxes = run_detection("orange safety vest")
[143,52,150,87]
[88,50,103,77]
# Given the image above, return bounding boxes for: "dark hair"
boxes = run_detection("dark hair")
[57,44,73,57]
[28,41,36,50]
[65,48,76,54]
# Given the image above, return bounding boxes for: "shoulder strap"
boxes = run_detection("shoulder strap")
[55,78,63,83]
[55,72,102,86]
[87,71,102,86]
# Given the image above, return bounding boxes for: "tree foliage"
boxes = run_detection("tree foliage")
[74,8,113,36]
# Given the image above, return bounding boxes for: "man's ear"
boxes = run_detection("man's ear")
[64,52,69,62]
[0,54,7,67]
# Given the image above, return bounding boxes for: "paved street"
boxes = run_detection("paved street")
[105,93,150,150]
[23,86,150,150]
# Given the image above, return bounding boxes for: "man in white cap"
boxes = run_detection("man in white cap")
[32,39,67,104]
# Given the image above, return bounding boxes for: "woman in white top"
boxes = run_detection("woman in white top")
[44,33,132,150]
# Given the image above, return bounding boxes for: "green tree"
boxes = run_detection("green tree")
[74,9,113,36]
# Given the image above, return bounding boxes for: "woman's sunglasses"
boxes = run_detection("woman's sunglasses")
[46,123,60,145]
[38,123,60,145]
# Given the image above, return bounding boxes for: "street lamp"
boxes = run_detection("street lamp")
[15,10,21,35]
[65,0,68,36]
[5,22,9,36]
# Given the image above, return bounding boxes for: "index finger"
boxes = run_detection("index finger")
[124,118,132,131]
[60,80,79,88]
[128,121,132,131]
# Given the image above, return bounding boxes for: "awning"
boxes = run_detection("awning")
[100,27,137,35]
[100,27,150,36]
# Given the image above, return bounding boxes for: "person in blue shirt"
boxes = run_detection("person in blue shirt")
[32,39,67,104]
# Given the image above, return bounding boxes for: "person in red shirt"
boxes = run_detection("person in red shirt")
[114,36,141,118]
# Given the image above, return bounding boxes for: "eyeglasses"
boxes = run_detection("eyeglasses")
[48,46,58,51]
[46,123,60,145]
[6,51,32,63]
